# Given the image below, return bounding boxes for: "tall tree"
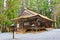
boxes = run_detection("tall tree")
[0,0,20,27]
[53,0,60,28]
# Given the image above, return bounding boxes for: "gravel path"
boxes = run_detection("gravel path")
[0,29,60,40]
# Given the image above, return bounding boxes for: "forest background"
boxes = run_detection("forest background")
[0,0,60,29]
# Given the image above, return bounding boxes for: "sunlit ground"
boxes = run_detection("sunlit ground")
[0,29,60,40]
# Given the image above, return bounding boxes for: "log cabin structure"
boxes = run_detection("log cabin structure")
[11,9,53,33]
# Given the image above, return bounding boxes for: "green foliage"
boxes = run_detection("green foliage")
[0,0,20,27]
[52,0,60,28]
[0,0,59,28]
[1,27,7,33]
[25,0,52,18]
[0,0,4,14]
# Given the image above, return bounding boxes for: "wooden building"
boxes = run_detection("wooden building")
[11,9,53,33]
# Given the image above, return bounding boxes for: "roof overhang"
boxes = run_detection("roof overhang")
[11,9,54,22]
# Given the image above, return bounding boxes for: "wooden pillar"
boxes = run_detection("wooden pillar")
[34,20,38,32]
[22,22,24,33]
[36,29,37,32]
[16,22,19,31]
[22,21,26,33]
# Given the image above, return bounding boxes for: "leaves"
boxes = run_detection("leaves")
[0,0,59,28]
[0,0,20,27]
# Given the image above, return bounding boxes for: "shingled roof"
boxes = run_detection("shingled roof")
[11,9,53,21]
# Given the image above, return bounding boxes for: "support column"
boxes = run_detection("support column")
[21,22,24,33]
[22,21,26,33]
[36,29,38,32]
[34,21,38,32]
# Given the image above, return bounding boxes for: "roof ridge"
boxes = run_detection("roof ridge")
[11,9,53,21]
[25,9,53,21]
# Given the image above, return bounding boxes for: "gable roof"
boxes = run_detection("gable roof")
[11,9,53,21]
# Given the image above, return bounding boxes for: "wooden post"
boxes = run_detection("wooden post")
[22,22,24,33]
[34,21,38,32]
[16,22,19,31]
[36,29,37,32]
